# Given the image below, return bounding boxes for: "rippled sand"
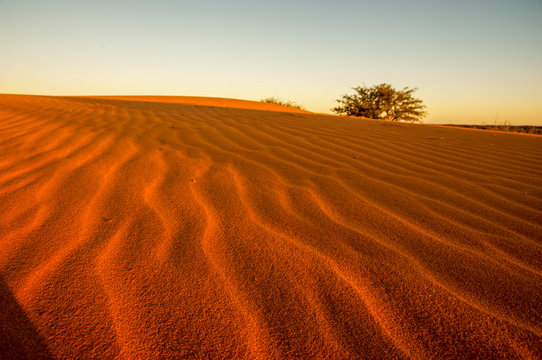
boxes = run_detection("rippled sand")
[1,94,541,359]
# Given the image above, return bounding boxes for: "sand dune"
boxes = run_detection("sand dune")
[0,94,541,359]
[84,96,310,113]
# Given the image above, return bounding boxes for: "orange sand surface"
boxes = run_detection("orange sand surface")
[85,96,310,113]
[0,94,541,359]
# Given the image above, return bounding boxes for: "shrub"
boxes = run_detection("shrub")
[261,97,306,110]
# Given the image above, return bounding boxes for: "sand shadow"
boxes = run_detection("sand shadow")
[0,278,54,360]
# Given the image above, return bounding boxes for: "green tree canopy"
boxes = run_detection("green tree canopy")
[332,83,427,122]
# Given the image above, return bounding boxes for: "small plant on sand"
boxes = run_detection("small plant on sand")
[333,83,427,122]
[260,97,306,110]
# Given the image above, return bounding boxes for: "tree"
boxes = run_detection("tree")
[332,83,427,122]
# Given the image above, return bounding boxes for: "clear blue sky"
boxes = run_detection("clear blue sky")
[1,0,541,124]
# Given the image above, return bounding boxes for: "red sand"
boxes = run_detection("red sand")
[0,94,541,359]
[85,96,311,113]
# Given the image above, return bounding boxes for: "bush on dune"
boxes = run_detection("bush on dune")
[260,97,306,110]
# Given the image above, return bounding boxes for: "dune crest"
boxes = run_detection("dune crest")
[0,94,541,359]
[82,96,310,113]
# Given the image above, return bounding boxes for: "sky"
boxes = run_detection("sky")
[1,0,541,124]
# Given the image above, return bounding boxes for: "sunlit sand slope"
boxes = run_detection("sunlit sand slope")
[0,94,541,359]
[86,96,311,113]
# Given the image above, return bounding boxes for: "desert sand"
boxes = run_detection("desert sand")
[0,94,541,359]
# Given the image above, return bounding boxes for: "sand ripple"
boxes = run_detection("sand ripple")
[0,95,541,359]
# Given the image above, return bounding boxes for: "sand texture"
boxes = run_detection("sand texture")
[0,94,541,359]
